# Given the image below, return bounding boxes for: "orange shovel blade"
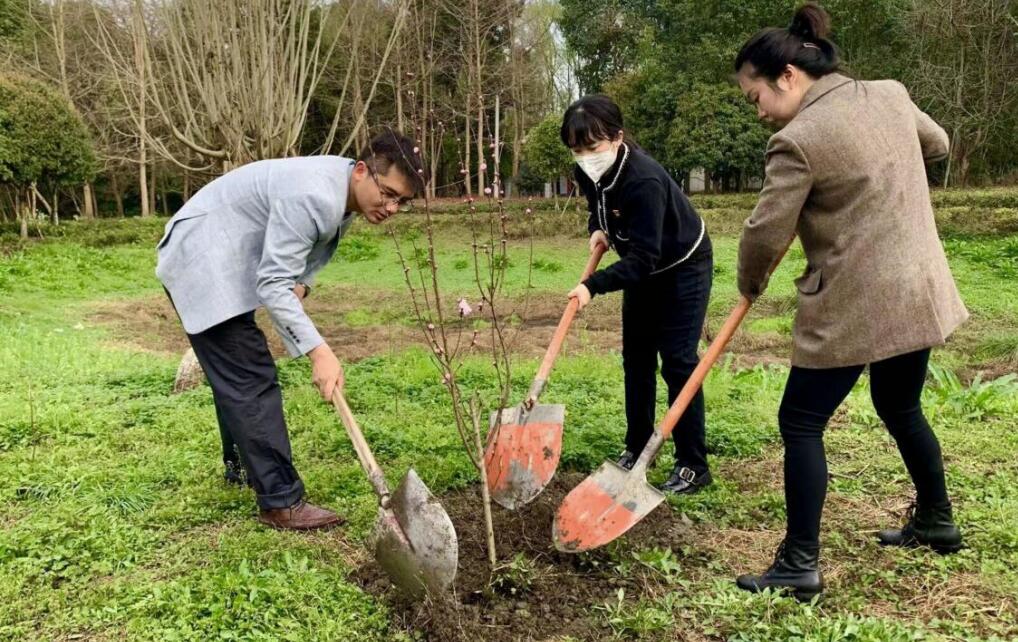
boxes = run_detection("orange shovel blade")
[484,404,565,510]
[552,461,665,553]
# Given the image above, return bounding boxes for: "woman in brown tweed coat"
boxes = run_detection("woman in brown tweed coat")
[731,3,967,601]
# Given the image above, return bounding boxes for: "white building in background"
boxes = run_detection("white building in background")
[547,169,761,198]
[687,168,762,193]
[688,168,707,193]
[544,175,573,198]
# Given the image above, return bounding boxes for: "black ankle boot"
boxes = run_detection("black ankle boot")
[659,465,712,495]
[736,540,823,602]
[878,501,963,554]
[615,450,638,471]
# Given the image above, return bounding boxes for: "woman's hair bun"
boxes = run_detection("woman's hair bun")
[789,3,832,41]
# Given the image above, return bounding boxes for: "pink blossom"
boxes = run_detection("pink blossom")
[484,187,492,195]
[526,208,533,214]
[457,298,473,317]
[480,162,488,171]
[413,146,420,154]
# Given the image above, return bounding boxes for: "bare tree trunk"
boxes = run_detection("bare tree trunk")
[351,49,368,152]
[396,57,405,133]
[958,150,972,187]
[473,0,485,195]
[476,92,485,194]
[82,184,95,219]
[19,193,28,240]
[493,94,500,195]
[52,189,59,225]
[133,1,151,217]
[69,188,81,218]
[161,174,170,217]
[148,164,157,216]
[464,107,472,196]
[472,415,497,568]
[110,173,124,217]
[944,129,957,187]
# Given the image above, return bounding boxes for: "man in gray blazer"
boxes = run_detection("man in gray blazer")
[156,131,423,530]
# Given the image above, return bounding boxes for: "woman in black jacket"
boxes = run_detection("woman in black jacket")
[563,95,714,494]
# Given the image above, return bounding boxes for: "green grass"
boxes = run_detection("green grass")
[1,196,1017,640]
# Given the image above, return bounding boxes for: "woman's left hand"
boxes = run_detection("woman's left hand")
[568,284,592,310]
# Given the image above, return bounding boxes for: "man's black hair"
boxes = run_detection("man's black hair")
[358,130,427,197]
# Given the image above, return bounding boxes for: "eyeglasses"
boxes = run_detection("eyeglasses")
[369,168,414,213]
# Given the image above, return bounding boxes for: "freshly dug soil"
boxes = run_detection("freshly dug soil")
[89,288,624,362]
[354,472,694,642]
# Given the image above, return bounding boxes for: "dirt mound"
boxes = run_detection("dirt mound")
[354,473,692,642]
[88,288,624,363]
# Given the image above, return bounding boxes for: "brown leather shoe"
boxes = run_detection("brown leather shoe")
[257,499,344,531]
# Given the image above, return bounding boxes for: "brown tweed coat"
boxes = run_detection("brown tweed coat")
[737,73,968,368]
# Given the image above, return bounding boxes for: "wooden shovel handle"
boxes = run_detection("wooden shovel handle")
[656,238,796,444]
[525,245,608,406]
[331,388,392,504]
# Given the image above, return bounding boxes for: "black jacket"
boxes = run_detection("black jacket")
[576,144,706,295]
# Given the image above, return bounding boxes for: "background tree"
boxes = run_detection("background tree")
[899,0,1018,186]
[521,113,573,200]
[0,73,96,236]
[95,0,390,172]
[557,0,1018,188]
[665,83,771,191]
[558,0,646,93]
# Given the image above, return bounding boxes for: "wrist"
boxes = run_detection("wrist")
[307,342,329,360]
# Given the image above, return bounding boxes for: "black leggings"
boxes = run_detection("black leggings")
[779,348,949,548]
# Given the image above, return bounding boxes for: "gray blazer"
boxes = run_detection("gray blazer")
[156,156,356,357]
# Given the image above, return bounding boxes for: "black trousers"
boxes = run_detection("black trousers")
[184,310,305,510]
[621,237,713,471]
[780,348,950,548]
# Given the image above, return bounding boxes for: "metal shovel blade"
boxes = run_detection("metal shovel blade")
[484,404,566,510]
[370,468,458,599]
[552,461,665,553]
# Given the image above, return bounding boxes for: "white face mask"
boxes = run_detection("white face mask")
[573,145,620,184]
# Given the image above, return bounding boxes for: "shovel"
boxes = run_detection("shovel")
[553,242,793,552]
[331,388,458,599]
[484,244,608,510]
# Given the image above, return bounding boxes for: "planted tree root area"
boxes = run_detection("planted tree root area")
[355,472,693,641]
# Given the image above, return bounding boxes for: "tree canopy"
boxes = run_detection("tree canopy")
[0,73,96,190]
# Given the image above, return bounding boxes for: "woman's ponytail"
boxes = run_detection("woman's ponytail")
[735,3,840,82]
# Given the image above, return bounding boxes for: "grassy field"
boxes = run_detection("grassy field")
[1,190,1016,641]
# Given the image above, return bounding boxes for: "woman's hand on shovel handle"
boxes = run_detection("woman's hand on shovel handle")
[568,283,592,311]
[589,230,609,254]
[309,342,345,400]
